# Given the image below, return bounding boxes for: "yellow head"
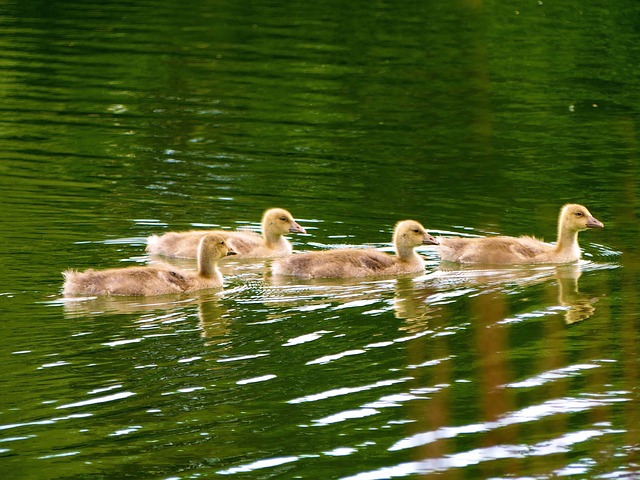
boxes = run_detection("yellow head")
[262,208,306,235]
[393,220,439,247]
[559,204,604,232]
[199,234,236,260]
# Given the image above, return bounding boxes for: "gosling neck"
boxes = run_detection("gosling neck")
[263,227,285,248]
[396,243,423,265]
[554,224,581,259]
[198,252,222,280]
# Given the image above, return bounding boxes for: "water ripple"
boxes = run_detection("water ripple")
[312,408,380,426]
[217,456,299,475]
[389,392,629,452]
[288,377,413,405]
[55,391,136,410]
[282,330,332,347]
[0,413,92,432]
[345,429,613,480]
[306,349,366,366]
[504,362,603,389]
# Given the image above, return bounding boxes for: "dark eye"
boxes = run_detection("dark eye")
[413,229,420,233]
[575,212,584,217]
[280,216,287,222]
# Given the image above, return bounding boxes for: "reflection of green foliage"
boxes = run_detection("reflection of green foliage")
[0,2,638,479]
[0,0,637,240]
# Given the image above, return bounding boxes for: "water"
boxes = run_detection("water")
[2,0,640,478]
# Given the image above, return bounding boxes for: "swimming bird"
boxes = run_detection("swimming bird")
[146,208,306,259]
[63,234,236,296]
[271,220,438,279]
[438,204,603,265]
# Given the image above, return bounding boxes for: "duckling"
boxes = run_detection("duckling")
[271,220,438,279]
[438,204,604,265]
[63,234,236,296]
[146,208,306,259]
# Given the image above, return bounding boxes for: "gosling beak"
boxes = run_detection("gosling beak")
[226,248,237,256]
[586,216,604,229]
[290,221,307,234]
[422,233,439,245]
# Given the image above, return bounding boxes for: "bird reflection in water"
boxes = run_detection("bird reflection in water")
[390,262,606,477]
[61,291,232,345]
[394,262,600,328]
[554,264,598,325]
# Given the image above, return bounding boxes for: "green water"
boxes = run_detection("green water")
[2,0,640,478]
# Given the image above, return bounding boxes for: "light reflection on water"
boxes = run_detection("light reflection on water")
[6,219,631,480]
[54,236,626,478]
[345,428,618,480]
[2,0,640,477]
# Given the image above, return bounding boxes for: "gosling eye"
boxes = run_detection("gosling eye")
[413,229,420,234]
[575,212,584,217]
[279,216,287,222]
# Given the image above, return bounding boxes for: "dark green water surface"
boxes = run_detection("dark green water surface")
[2,1,640,478]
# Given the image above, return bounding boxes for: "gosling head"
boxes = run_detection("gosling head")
[560,204,604,232]
[262,208,307,235]
[394,220,439,247]
[199,234,237,259]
